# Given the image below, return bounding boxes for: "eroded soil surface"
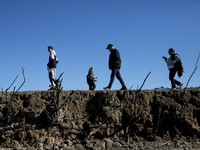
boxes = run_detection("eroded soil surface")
[0,89,200,149]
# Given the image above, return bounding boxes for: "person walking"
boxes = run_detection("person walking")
[87,67,97,90]
[163,48,183,90]
[47,46,58,90]
[103,44,127,90]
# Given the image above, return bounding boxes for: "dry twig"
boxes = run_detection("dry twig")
[85,117,110,140]
[134,71,151,101]
[183,51,200,93]
[5,75,18,92]
[15,67,25,93]
[155,99,163,133]
[126,71,151,142]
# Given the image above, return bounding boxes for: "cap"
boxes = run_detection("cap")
[106,44,113,49]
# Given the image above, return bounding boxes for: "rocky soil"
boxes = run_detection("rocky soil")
[0,89,200,149]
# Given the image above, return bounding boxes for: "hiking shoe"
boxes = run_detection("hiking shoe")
[103,87,111,90]
[170,88,176,90]
[120,86,127,90]
[179,83,183,89]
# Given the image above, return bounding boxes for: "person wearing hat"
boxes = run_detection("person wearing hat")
[47,46,58,90]
[103,44,127,90]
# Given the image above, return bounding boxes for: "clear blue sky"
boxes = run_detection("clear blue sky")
[1,0,200,91]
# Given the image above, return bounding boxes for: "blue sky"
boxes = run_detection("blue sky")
[1,0,200,91]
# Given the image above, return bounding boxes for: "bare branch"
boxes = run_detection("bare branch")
[129,85,133,90]
[0,88,3,103]
[183,51,200,93]
[155,100,163,133]
[85,117,110,140]
[57,72,64,81]
[129,72,151,91]
[53,91,75,113]
[134,71,151,101]
[5,75,19,92]
[127,104,149,126]
[15,67,25,93]
[157,140,171,148]
[133,131,140,142]
[195,51,200,67]
[126,125,130,143]
[108,104,149,138]
[138,71,152,91]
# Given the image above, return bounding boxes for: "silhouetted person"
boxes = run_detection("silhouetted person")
[103,44,127,90]
[47,46,58,90]
[87,67,97,90]
[163,48,183,90]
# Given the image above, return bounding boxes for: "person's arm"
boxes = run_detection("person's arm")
[90,74,96,79]
[88,73,97,81]
[47,56,51,70]
[91,75,97,81]
[173,54,180,64]
[162,56,168,64]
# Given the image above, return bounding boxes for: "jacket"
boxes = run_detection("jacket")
[167,57,174,70]
[171,53,184,77]
[109,48,121,70]
[47,50,58,68]
[87,71,94,83]
[167,53,181,70]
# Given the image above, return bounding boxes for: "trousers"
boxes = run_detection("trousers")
[87,81,96,90]
[48,68,56,86]
[108,67,125,88]
[169,68,181,89]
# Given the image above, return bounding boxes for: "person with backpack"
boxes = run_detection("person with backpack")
[87,67,97,90]
[163,48,183,90]
[47,46,58,90]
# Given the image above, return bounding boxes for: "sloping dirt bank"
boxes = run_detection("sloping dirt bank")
[0,89,200,149]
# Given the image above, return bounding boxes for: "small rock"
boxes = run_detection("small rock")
[37,143,43,149]
[112,142,122,148]
[64,140,73,146]
[75,143,85,150]
[103,138,113,149]
[93,141,106,149]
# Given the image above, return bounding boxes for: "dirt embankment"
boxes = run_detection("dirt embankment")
[0,89,200,149]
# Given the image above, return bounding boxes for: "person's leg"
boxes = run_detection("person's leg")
[91,81,96,90]
[52,68,56,86]
[88,81,95,90]
[49,68,56,86]
[169,68,176,89]
[89,83,92,90]
[174,79,181,86]
[48,69,53,86]
[116,70,126,88]
[88,82,91,90]
[108,68,118,88]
